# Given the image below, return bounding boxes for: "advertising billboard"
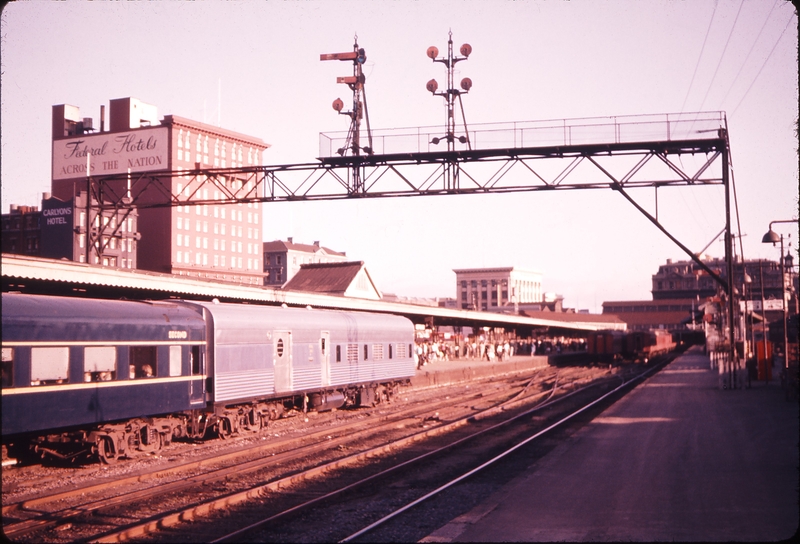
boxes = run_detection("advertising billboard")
[52,127,169,180]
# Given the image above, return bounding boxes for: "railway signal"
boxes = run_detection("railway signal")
[426,31,473,151]
[320,37,373,159]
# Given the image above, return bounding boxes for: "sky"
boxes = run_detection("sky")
[1,0,797,312]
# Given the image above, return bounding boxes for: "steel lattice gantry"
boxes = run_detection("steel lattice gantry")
[83,130,738,382]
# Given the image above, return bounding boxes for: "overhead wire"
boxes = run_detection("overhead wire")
[730,11,797,119]
[678,0,719,117]
[695,0,746,113]
[718,0,781,109]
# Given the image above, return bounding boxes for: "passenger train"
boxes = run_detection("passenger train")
[1,293,416,463]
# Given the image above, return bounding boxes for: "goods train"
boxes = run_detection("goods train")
[586,329,676,364]
[1,293,416,463]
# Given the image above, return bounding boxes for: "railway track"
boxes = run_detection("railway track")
[2,363,599,542]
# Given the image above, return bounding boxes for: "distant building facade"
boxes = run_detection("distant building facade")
[2,194,138,268]
[263,238,347,287]
[1,205,41,256]
[652,256,794,302]
[453,267,542,311]
[50,97,270,285]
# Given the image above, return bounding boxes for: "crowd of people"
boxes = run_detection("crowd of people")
[413,331,586,369]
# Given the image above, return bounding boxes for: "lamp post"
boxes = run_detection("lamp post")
[762,220,795,384]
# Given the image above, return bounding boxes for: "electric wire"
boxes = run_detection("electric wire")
[718,0,781,109]
[696,0,746,114]
[678,0,719,118]
[730,12,796,119]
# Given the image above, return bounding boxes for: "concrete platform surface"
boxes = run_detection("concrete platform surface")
[424,347,799,542]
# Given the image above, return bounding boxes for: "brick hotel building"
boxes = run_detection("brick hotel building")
[50,97,270,285]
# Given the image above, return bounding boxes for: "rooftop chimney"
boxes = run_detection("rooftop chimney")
[287,237,293,244]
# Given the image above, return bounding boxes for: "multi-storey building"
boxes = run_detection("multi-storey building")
[652,256,795,304]
[263,238,348,287]
[453,267,543,311]
[1,205,41,256]
[2,194,139,267]
[50,97,270,285]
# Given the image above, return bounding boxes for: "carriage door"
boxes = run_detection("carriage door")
[320,332,331,387]
[273,331,292,393]
[189,345,205,404]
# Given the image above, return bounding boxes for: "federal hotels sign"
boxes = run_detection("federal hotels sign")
[53,127,169,180]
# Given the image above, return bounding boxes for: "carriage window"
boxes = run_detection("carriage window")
[389,344,393,359]
[336,345,341,363]
[363,344,369,361]
[169,345,182,377]
[129,346,157,379]
[409,344,413,358]
[31,347,69,385]
[276,339,285,358]
[84,346,117,382]
[2,348,13,387]
[191,345,202,375]
[320,338,327,356]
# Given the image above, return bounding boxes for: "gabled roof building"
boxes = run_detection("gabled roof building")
[263,238,347,287]
[282,261,382,300]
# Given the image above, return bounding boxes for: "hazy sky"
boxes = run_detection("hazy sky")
[1,0,797,312]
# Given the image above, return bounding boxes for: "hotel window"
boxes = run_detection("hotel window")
[203,237,208,249]
[195,253,201,265]
[214,239,219,250]
[254,214,258,225]
[196,221,201,232]
[195,237,201,249]
[177,251,182,263]
[238,241,242,253]
[221,208,226,219]
[79,234,85,248]
[203,253,208,265]
[221,224,226,235]
[195,206,201,216]
[214,139,219,157]
[238,257,242,268]
[214,255,219,266]
[221,240,226,251]
[238,211,243,221]
[177,217,183,229]
[238,145,243,163]
[238,226,243,237]
[178,129,183,148]
[203,221,208,233]
[221,255,226,267]
[214,207,219,218]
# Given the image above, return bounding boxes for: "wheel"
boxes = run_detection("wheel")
[218,417,233,439]
[97,437,118,464]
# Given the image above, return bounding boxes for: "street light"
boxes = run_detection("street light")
[762,219,795,386]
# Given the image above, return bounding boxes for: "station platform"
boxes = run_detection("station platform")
[410,354,553,389]
[422,347,799,542]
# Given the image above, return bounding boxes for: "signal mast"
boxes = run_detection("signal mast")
[426,31,473,152]
[320,35,374,159]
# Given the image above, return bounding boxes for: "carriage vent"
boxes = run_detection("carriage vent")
[347,343,359,363]
[372,344,384,361]
[396,343,407,359]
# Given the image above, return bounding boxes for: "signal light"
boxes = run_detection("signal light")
[426,79,439,93]
[332,98,344,112]
[426,46,439,60]
[460,78,472,91]
[357,48,367,64]
[460,43,472,57]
